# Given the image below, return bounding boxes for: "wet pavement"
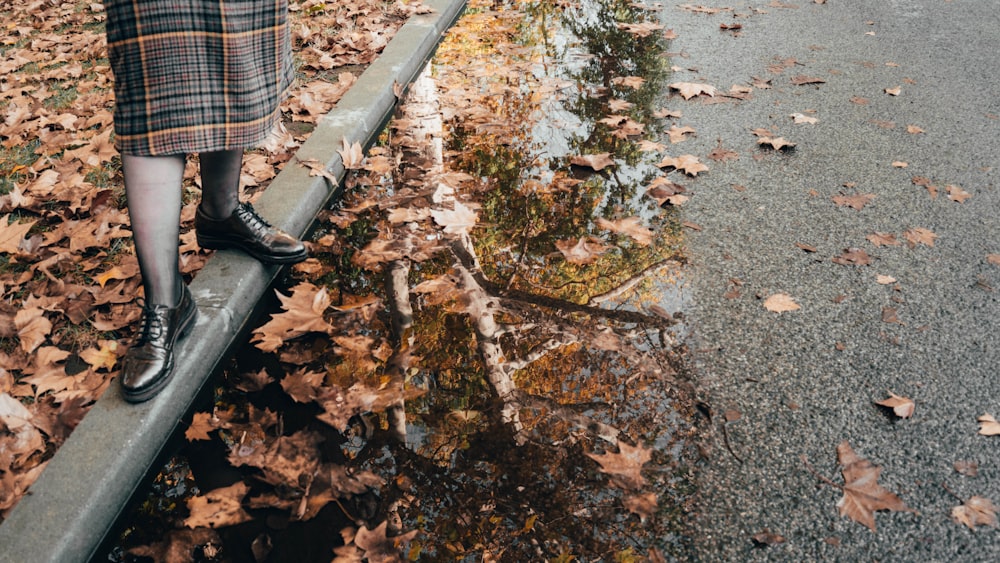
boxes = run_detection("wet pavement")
[663,1,1000,560]
[103,1,701,561]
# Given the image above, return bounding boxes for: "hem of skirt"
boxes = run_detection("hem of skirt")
[114,105,286,157]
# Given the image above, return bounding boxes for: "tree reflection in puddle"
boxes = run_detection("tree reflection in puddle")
[109,1,699,561]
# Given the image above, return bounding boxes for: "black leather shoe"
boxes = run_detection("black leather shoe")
[195,202,308,264]
[121,285,198,403]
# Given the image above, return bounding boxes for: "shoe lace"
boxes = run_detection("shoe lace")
[135,299,166,343]
[235,202,273,235]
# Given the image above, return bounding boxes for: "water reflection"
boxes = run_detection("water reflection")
[109,0,697,561]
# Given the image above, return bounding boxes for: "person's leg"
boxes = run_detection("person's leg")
[195,149,308,264]
[120,154,198,402]
[122,154,185,306]
[198,148,242,220]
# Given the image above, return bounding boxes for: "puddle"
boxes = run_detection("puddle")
[103,1,699,561]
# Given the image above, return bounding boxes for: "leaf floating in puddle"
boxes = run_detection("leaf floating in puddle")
[555,236,609,265]
[587,441,653,490]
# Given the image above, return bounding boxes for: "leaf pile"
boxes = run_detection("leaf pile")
[0,0,423,519]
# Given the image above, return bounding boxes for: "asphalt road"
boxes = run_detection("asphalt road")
[657,1,1000,560]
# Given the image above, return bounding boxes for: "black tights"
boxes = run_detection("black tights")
[122,149,244,306]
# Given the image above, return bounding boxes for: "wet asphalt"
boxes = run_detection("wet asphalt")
[656,1,1000,561]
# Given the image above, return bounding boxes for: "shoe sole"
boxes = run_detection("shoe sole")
[197,234,309,265]
[121,303,199,404]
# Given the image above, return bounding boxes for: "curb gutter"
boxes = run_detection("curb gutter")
[0,1,467,560]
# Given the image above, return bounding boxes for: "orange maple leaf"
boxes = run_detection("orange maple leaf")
[251,283,333,352]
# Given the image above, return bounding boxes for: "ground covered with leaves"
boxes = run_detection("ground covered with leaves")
[104,0,705,561]
[0,0,425,518]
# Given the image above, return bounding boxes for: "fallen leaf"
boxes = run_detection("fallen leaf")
[0,215,36,254]
[595,217,654,246]
[757,136,796,150]
[667,125,696,143]
[891,161,908,168]
[903,228,937,248]
[836,441,913,531]
[906,125,925,134]
[587,441,652,490]
[831,248,871,266]
[952,496,998,529]
[790,112,818,124]
[751,530,786,546]
[431,201,478,235]
[570,153,615,171]
[669,82,717,100]
[987,254,1000,266]
[874,392,914,418]
[850,96,870,105]
[882,307,901,324]
[656,154,709,176]
[876,275,897,285]
[624,492,658,522]
[885,86,902,96]
[555,237,609,265]
[833,193,875,210]
[185,412,216,441]
[337,138,365,169]
[946,184,972,203]
[707,144,739,162]
[954,460,979,477]
[763,293,800,313]
[251,283,334,353]
[867,232,900,247]
[978,414,1000,436]
[791,75,826,86]
[184,482,253,528]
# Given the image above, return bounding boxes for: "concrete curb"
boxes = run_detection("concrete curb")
[0,1,466,561]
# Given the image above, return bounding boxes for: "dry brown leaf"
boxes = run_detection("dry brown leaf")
[667,125,696,143]
[570,153,615,171]
[867,232,900,247]
[757,136,796,150]
[337,138,365,169]
[763,293,800,313]
[885,86,902,96]
[587,441,652,490]
[595,217,654,246]
[751,530,786,546]
[952,496,998,529]
[954,460,979,477]
[184,482,253,528]
[903,227,937,248]
[791,75,826,86]
[946,184,972,203]
[555,237,609,265]
[987,254,1000,266]
[656,154,709,176]
[833,193,875,210]
[875,275,897,285]
[185,412,217,441]
[431,201,478,235]
[790,112,818,124]
[874,392,915,419]
[623,492,658,522]
[836,441,914,531]
[831,248,871,266]
[251,283,334,353]
[906,125,925,134]
[669,82,717,100]
[977,414,1000,436]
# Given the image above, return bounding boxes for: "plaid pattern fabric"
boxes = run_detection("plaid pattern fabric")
[105,0,295,156]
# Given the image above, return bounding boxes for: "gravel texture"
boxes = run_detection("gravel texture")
[657,1,1000,560]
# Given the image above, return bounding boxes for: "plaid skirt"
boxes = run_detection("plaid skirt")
[105,0,295,156]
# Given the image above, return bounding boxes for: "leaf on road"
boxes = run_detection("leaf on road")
[876,275,897,285]
[656,154,709,176]
[833,193,875,210]
[867,232,900,247]
[946,184,972,203]
[669,82,717,100]
[791,75,826,86]
[751,529,786,546]
[570,153,615,171]
[790,112,818,124]
[836,441,914,531]
[954,460,979,477]
[987,254,1000,266]
[831,248,872,266]
[667,125,697,143]
[884,86,902,96]
[977,414,1000,436]
[763,293,800,313]
[874,392,914,419]
[757,136,796,150]
[903,228,937,248]
[952,496,998,529]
